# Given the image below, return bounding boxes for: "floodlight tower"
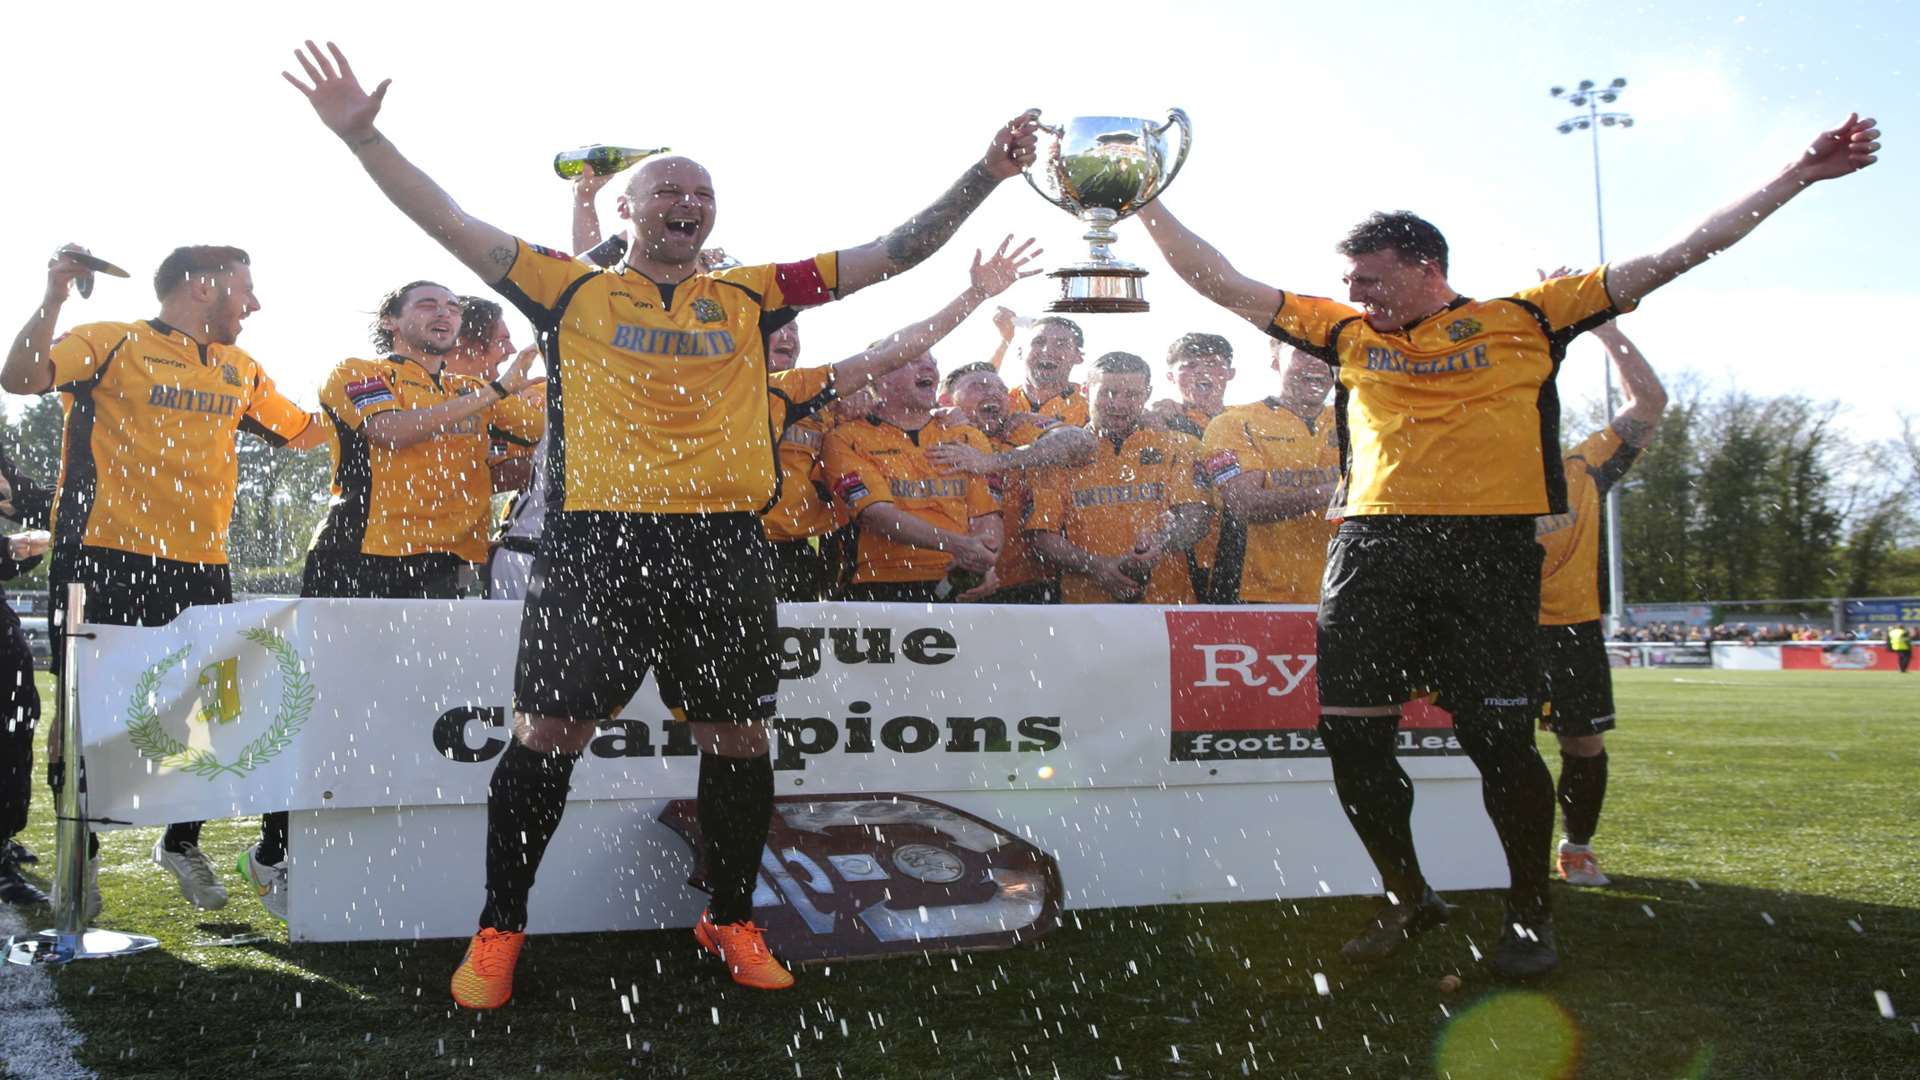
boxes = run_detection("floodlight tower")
[1551,76,1633,635]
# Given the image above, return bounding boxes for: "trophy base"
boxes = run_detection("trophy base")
[6,928,162,966]
[1047,265,1149,314]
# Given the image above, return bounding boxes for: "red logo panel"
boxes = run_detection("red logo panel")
[1164,609,1458,760]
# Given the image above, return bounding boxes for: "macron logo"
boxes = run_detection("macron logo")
[1190,643,1316,698]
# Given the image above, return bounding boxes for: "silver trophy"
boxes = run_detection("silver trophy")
[1022,109,1192,314]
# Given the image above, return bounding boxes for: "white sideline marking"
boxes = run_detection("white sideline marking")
[0,905,96,1080]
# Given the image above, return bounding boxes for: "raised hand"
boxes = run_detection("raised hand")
[1790,114,1881,184]
[1536,266,1579,282]
[574,161,615,200]
[992,305,1018,342]
[981,111,1042,181]
[43,244,94,305]
[969,235,1044,297]
[501,344,542,395]
[283,41,390,143]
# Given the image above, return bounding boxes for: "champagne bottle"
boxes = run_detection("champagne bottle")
[552,145,671,180]
[933,567,986,602]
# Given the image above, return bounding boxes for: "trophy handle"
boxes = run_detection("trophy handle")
[1021,115,1079,213]
[1147,108,1193,204]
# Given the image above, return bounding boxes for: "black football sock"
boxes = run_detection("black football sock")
[1557,751,1609,847]
[477,740,580,933]
[0,708,34,841]
[699,752,774,925]
[256,812,289,867]
[162,820,204,853]
[1455,710,1556,919]
[1319,714,1428,902]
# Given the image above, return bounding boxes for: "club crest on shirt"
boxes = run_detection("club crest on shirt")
[692,298,726,324]
[1446,317,1483,342]
[219,362,244,388]
[1139,448,1164,466]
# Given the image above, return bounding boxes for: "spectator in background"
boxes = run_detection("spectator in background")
[0,446,51,905]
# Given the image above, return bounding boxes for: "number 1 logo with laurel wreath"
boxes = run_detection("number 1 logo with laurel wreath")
[124,628,314,780]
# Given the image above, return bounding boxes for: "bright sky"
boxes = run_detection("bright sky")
[0,0,1911,440]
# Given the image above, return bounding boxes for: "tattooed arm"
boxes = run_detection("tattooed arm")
[1591,322,1666,447]
[833,112,1040,297]
[284,41,519,284]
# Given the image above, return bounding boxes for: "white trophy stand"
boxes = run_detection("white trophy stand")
[6,582,161,965]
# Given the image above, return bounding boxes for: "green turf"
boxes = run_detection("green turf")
[5,669,1918,1079]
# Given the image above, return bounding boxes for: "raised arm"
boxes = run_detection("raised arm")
[832,236,1041,392]
[1589,322,1666,446]
[833,114,1040,297]
[570,165,616,257]
[1136,201,1284,328]
[986,307,1017,371]
[2,248,91,395]
[283,42,518,284]
[1607,114,1881,307]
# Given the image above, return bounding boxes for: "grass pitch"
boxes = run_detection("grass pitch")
[4,669,1917,1079]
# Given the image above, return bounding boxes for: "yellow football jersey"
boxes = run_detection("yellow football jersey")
[496,239,838,514]
[762,366,838,542]
[48,319,313,565]
[1008,383,1089,428]
[1026,426,1208,604]
[823,412,996,584]
[1268,267,1632,516]
[1200,401,1340,603]
[1538,425,1641,625]
[312,356,543,563]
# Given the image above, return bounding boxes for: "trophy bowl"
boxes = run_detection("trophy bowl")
[1023,110,1191,314]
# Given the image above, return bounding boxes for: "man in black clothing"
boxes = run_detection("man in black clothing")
[0,446,52,905]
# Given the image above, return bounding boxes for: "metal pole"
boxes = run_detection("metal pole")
[6,582,159,965]
[1593,114,1629,639]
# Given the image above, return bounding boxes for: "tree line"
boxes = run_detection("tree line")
[1610,380,1918,602]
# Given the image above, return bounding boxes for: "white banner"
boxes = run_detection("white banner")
[76,600,1477,827]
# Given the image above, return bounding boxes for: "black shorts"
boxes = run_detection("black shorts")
[1317,516,1542,714]
[49,546,233,677]
[767,538,826,603]
[301,549,465,600]
[513,511,779,724]
[1537,620,1616,736]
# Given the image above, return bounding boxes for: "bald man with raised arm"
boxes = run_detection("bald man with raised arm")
[285,39,1039,1004]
